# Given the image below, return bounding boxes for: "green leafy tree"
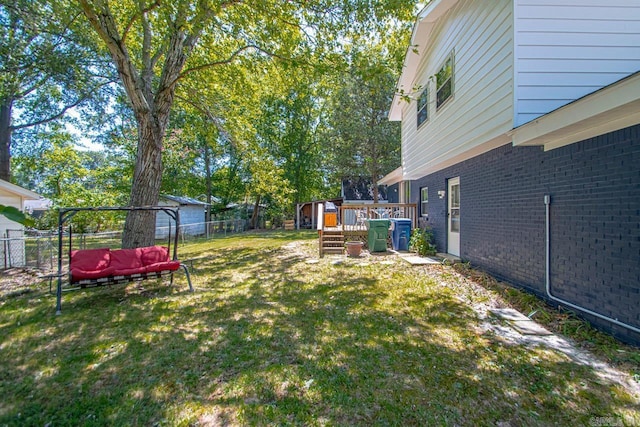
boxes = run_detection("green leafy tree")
[0,204,34,227]
[75,0,418,247]
[12,128,126,231]
[328,45,408,202]
[0,0,113,181]
[256,72,329,209]
[326,43,403,202]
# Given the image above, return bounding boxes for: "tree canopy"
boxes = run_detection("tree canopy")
[5,0,420,235]
[0,0,114,181]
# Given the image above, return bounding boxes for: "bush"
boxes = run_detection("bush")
[409,227,437,256]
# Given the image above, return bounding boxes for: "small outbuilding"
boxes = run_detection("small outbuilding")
[157,195,208,237]
[295,198,343,230]
[0,179,40,268]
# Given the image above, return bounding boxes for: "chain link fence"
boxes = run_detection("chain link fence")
[1,229,57,271]
[1,219,248,272]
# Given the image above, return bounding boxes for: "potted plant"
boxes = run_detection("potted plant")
[345,241,364,257]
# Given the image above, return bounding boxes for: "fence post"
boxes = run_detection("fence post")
[36,233,40,269]
[2,232,6,269]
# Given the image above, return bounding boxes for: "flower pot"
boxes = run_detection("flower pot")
[345,241,363,257]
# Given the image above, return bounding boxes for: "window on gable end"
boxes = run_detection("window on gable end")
[417,88,428,128]
[436,52,454,109]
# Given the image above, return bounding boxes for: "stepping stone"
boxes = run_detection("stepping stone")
[400,255,440,265]
[510,320,553,336]
[489,308,531,322]
[489,308,553,336]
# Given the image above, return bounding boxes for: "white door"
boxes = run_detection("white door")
[447,177,460,257]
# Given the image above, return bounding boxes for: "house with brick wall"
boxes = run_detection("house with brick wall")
[384,0,640,344]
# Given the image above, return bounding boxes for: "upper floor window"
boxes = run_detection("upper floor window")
[420,187,428,218]
[436,52,453,109]
[417,88,429,127]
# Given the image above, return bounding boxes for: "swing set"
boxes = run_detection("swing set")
[55,206,194,314]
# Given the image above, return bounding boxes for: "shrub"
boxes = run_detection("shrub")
[409,227,437,256]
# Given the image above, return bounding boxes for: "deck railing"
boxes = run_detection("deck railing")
[333,203,418,231]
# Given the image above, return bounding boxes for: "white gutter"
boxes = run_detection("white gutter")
[544,194,640,334]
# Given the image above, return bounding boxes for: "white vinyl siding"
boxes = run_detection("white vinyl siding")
[156,202,206,238]
[0,193,26,267]
[514,0,640,126]
[401,0,513,179]
[0,194,25,233]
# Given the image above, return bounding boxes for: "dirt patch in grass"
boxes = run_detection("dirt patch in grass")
[0,268,43,298]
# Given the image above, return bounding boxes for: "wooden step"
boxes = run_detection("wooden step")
[322,247,344,255]
[323,232,344,237]
[320,231,344,257]
[322,243,344,248]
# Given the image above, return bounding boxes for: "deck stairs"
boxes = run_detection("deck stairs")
[320,230,344,256]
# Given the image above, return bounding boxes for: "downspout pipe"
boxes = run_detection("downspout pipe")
[544,194,640,334]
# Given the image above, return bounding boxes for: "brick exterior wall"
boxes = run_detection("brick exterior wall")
[411,124,640,345]
[386,183,400,203]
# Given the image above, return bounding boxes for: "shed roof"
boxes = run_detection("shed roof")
[160,195,210,206]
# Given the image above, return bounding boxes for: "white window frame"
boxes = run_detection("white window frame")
[436,51,454,110]
[420,187,429,218]
[417,88,429,128]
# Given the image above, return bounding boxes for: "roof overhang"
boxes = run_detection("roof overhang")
[389,0,460,121]
[511,71,640,151]
[0,179,40,200]
[377,167,403,186]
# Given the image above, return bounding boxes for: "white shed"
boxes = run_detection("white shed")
[156,195,208,238]
[0,179,40,268]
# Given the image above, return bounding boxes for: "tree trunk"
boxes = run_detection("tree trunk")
[121,113,164,248]
[204,143,212,223]
[250,195,261,229]
[372,178,379,203]
[0,98,13,182]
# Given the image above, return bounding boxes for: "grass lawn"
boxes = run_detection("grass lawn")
[1,231,638,426]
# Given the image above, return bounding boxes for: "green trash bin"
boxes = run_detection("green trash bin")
[366,219,390,252]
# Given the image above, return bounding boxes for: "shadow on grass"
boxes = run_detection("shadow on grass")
[0,234,637,425]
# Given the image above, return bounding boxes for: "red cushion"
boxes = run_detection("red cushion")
[110,248,143,270]
[71,266,115,281]
[70,248,111,271]
[140,246,170,265]
[145,261,181,273]
[111,267,146,276]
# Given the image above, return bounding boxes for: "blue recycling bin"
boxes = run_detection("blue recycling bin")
[390,218,412,251]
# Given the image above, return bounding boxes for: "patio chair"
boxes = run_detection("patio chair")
[355,209,367,228]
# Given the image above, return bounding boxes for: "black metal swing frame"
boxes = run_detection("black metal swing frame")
[55,206,193,314]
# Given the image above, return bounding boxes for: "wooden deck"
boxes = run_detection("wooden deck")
[318,203,417,256]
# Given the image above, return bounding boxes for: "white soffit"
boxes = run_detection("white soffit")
[511,72,640,151]
[0,179,40,200]
[389,0,460,121]
[377,166,403,186]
